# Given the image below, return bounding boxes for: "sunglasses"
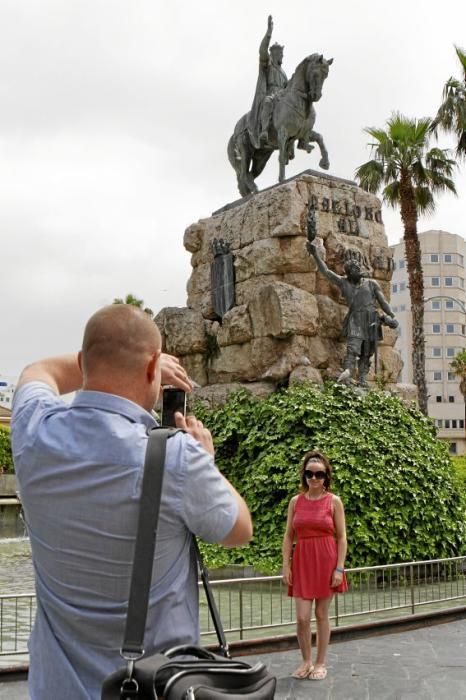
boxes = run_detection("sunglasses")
[304,470,326,480]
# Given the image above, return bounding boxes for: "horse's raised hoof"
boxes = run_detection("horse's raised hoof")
[319,158,330,170]
[297,140,314,154]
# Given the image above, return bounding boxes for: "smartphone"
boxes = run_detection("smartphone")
[161,387,186,427]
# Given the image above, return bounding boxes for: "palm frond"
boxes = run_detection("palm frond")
[415,186,435,215]
[354,159,385,193]
[381,181,401,207]
[454,45,466,77]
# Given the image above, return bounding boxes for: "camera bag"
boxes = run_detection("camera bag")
[101,427,276,699]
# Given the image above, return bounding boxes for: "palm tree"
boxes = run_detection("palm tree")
[450,350,466,443]
[432,46,466,159]
[113,293,154,319]
[355,113,456,415]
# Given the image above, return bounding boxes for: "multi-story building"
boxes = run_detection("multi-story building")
[390,230,466,455]
[0,376,15,413]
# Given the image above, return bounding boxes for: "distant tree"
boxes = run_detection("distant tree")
[432,45,466,159]
[450,349,466,442]
[355,113,456,415]
[113,293,154,319]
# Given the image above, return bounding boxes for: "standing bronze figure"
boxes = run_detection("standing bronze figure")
[306,207,398,387]
[228,16,333,197]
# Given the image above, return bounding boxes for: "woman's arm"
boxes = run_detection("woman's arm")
[282,496,298,586]
[331,495,348,587]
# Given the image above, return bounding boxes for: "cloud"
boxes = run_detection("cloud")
[1,0,465,376]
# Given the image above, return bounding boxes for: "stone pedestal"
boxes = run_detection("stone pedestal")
[155,170,404,405]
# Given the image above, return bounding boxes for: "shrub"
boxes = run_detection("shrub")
[0,425,14,474]
[195,382,466,573]
[451,455,466,488]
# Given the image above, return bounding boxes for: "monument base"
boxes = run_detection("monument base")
[155,171,403,403]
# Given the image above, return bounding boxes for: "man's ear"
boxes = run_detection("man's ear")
[77,351,83,372]
[147,350,161,382]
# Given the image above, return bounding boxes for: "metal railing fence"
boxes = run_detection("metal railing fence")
[1,556,465,657]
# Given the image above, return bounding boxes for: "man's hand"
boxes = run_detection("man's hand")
[160,353,193,393]
[175,413,215,456]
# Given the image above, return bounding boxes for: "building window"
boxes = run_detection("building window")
[430,254,439,263]
[399,281,406,292]
[452,420,458,429]
[461,279,464,288]
[399,304,406,311]
[446,347,455,357]
[432,324,441,334]
[448,371,456,381]
[432,300,441,310]
[432,347,442,357]
[392,283,398,293]
[436,419,443,427]
[445,300,454,309]
[450,442,457,454]
[436,395,442,402]
[433,371,442,381]
[449,396,455,403]
[460,420,465,429]
[459,255,464,266]
[445,419,451,428]
[399,259,405,269]
[444,254,453,263]
[446,324,455,334]
[445,277,453,287]
[431,277,440,287]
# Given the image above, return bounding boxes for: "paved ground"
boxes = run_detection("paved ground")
[1,619,466,699]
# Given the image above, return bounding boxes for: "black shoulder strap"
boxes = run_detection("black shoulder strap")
[121,427,179,657]
[193,538,230,658]
[120,426,229,660]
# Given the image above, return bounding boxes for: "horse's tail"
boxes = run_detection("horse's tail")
[227,134,241,167]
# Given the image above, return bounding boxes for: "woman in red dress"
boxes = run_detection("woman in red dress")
[282,450,348,681]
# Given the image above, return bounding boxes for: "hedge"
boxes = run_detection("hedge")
[194,382,466,573]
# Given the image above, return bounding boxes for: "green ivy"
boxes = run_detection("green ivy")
[451,455,466,488]
[0,425,14,474]
[194,383,466,573]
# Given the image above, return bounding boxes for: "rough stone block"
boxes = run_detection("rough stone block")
[155,307,207,356]
[216,305,253,347]
[249,282,319,339]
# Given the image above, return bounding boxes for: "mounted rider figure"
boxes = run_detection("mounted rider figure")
[248,15,288,149]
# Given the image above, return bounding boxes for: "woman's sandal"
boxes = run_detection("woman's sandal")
[308,665,327,681]
[292,663,314,679]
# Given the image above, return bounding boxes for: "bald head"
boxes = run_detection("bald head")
[81,305,161,381]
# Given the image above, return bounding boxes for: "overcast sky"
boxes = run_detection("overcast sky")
[1,0,465,378]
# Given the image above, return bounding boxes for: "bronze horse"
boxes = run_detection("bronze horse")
[227,54,333,197]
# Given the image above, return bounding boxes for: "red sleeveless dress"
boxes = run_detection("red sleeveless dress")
[288,492,348,599]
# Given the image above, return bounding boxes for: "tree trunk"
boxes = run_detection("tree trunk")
[460,379,466,448]
[399,172,428,415]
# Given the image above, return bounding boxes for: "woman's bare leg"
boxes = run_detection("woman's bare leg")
[309,595,333,679]
[292,597,313,677]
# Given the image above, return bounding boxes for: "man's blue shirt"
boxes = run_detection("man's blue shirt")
[12,382,238,700]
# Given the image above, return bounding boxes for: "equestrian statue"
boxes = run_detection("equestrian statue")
[227,16,333,197]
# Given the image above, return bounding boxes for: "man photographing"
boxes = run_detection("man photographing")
[11,303,252,700]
